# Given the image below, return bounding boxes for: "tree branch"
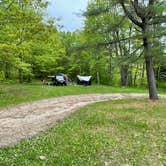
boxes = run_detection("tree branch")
[149,16,166,25]
[119,0,143,28]
[117,44,144,65]
[6,0,15,11]
[131,0,145,19]
[72,33,143,52]
[149,0,155,5]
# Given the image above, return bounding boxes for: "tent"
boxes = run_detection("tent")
[77,75,92,86]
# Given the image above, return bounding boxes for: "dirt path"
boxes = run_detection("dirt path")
[0,93,165,147]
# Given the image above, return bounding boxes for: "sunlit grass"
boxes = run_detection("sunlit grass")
[0,99,165,165]
[0,83,165,108]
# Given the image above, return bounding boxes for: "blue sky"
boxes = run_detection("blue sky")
[47,0,89,32]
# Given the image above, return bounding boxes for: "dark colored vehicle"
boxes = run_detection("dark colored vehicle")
[77,75,92,86]
[48,73,71,86]
[54,75,67,86]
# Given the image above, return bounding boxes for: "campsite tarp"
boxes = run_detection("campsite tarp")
[77,75,92,82]
[77,75,92,85]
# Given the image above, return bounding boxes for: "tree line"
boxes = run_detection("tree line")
[0,0,66,83]
[0,0,165,100]
[78,0,166,100]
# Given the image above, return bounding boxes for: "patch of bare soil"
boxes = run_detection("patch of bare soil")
[0,93,165,147]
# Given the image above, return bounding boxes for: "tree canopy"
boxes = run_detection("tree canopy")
[0,0,165,100]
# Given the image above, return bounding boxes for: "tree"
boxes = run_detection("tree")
[83,0,144,86]
[119,0,166,100]
[0,0,66,82]
[83,0,165,99]
[0,0,49,83]
[33,22,66,79]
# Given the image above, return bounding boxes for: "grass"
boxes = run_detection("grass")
[0,83,165,165]
[0,99,165,166]
[0,83,165,108]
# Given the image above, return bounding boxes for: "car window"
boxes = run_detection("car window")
[56,76,64,80]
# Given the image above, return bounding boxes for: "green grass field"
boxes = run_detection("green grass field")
[0,83,166,165]
[0,83,165,108]
[0,99,165,165]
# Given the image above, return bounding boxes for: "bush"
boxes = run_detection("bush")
[0,71,5,81]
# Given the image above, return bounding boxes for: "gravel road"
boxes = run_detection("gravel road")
[0,93,165,147]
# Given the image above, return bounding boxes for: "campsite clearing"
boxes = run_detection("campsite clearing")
[0,93,156,147]
[0,96,165,165]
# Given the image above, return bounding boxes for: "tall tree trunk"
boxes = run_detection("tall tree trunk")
[18,55,24,84]
[141,64,145,86]
[5,62,10,79]
[128,26,132,86]
[134,64,139,86]
[116,31,129,86]
[96,54,100,85]
[96,71,100,85]
[128,66,133,86]
[156,66,161,88]
[120,65,128,86]
[143,26,158,100]
[18,68,23,84]
[109,45,113,84]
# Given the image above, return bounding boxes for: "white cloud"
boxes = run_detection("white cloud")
[47,0,88,31]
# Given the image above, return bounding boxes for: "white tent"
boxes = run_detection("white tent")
[77,75,92,82]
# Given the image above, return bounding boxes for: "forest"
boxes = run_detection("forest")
[0,0,165,100]
[0,1,166,165]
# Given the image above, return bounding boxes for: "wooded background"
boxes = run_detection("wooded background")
[0,0,165,99]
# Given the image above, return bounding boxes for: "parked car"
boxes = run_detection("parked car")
[47,73,71,86]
